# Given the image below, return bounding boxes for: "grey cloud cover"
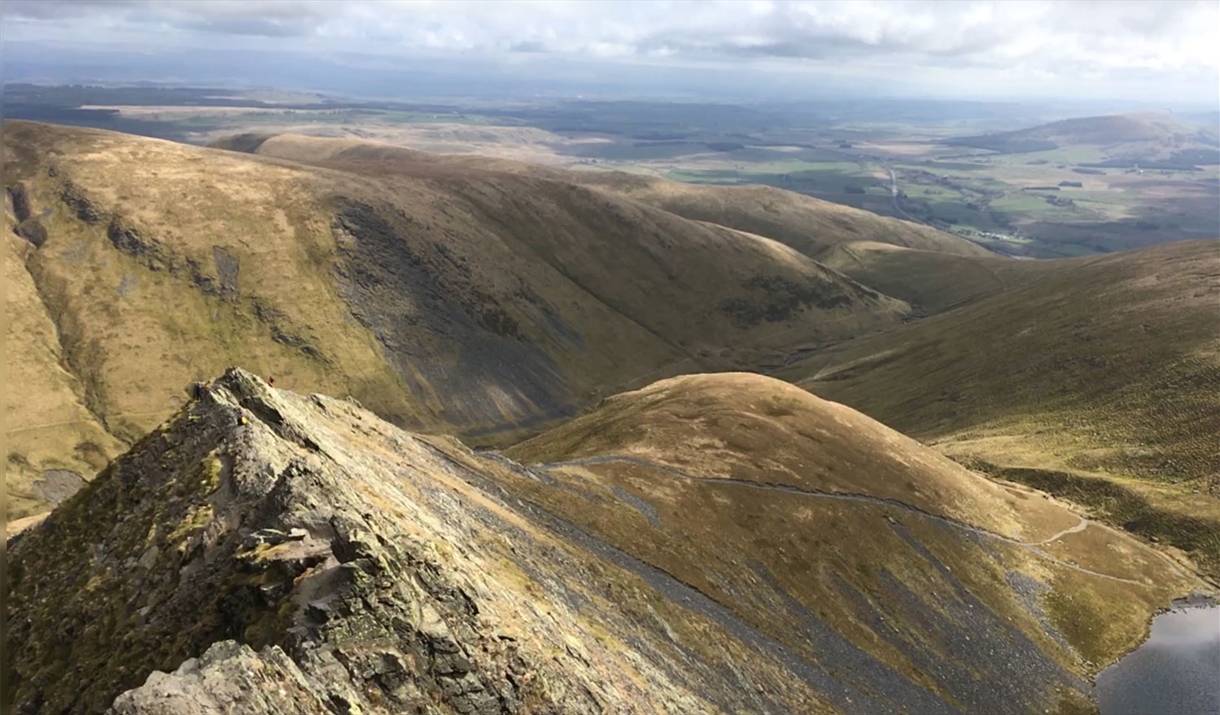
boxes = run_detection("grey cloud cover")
[3,0,1217,103]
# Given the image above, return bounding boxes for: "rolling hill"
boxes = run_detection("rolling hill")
[944,113,1220,162]
[5,120,922,519]
[495,373,1196,708]
[6,369,1198,714]
[779,239,1220,575]
[213,132,991,262]
[1000,114,1203,145]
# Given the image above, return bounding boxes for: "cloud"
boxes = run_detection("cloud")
[184,17,317,39]
[3,0,1217,103]
[510,41,548,54]
[626,1,1217,73]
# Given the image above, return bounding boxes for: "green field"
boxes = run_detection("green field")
[561,136,1218,257]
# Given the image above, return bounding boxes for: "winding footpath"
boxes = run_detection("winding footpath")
[1028,519,1090,546]
[534,454,1157,585]
[426,443,930,714]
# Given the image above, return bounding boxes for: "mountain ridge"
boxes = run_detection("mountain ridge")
[7,368,1199,714]
[943,112,1220,157]
[212,131,990,261]
[5,120,915,519]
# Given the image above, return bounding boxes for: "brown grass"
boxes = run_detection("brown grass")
[230,132,990,261]
[4,210,123,518]
[503,372,1196,689]
[782,239,1220,574]
[5,121,915,516]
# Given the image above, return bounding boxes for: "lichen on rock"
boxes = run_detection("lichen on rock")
[5,369,781,714]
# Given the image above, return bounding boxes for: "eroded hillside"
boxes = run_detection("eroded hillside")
[4,196,124,525]
[6,369,1199,714]
[5,120,914,518]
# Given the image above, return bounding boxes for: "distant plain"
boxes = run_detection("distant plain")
[8,84,1216,258]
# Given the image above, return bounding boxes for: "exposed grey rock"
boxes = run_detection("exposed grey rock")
[15,218,48,248]
[211,245,240,298]
[8,182,33,221]
[4,368,767,714]
[29,469,85,505]
[108,642,331,715]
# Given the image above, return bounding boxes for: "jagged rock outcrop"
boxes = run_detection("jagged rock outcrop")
[108,642,332,715]
[4,369,809,714]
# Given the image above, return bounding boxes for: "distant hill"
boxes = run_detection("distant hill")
[1181,109,1220,132]
[1007,114,1196,144]
[215,132,989,262]
[944,113,1220,160]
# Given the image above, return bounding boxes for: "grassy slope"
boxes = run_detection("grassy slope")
[780,240,1220,575]
[818,240,1042,315]
[5,121,909,517]
[4,121,416,453]
[500,373,1195,707]
[570,172,994,260]
[221,133,990,262]
[4,209,123,519]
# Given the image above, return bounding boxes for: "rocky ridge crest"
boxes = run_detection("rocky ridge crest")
[6,368,774,714]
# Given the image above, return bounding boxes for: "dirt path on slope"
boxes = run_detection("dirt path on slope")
[532,454,1153,585]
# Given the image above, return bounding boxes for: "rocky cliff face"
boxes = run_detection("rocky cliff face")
[5,369,823,714]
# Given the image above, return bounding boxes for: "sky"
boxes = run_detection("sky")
[3,0,1218,107]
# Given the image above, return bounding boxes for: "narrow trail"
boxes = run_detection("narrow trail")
[534,454,1150,586]
[996,477,1192,580]
[1028,518,1090,546]
[5,418,98,434]
[5,410,168,435]
[424,442,924,714]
